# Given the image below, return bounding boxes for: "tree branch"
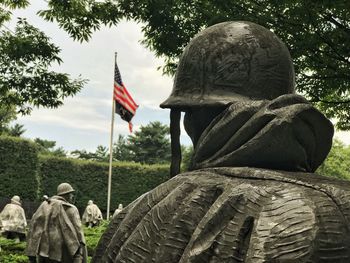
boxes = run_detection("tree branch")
[310,98,350,104]
[322,12,350,36]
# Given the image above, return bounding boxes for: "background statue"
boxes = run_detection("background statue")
[0,195,27,242]
[82,200,103,227]
[112,204,123,219]
[93,21,350,262]
[26,183,87,263]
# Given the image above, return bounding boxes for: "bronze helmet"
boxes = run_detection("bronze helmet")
[161,21,295,177]
[161,21,295,110]
[57,183,75,196]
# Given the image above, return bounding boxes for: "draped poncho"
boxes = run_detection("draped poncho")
[93,95,350,263]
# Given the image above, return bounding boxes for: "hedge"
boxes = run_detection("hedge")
[0,136,170,215]
[0,136,39,200]
[39,156,170,213]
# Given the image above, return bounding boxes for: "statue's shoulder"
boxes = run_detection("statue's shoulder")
[50,196,78,211]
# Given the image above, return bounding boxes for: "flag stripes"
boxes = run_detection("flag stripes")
[113,83,138,114]
[113,60,138,132]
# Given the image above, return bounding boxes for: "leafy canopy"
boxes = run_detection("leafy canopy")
[126,121,171,164]
[34,137,66,157]
[317,139,350,180]
[39,0,350,129]
[0,1,85,114]
[71,122,171,165]
[71,145,109,161]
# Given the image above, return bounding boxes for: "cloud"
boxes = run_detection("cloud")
[18,97,110,133]
[334,131,350,145]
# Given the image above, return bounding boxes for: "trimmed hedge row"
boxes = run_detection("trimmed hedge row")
[0,136,170,214]
[0,136,39,200]
[39,156,170,213]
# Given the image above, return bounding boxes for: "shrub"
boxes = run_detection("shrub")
[39,156,169,212]
[0,136,39,200]
[0,237,27,263]
[83,220,109,256]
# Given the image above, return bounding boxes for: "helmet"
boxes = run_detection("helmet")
[160,21,295,109]
[57,183,75,196]
[11,195,21,204]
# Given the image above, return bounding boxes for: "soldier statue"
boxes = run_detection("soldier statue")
[82,200,103,227]
[0,195,27,242]
[93,21,350,262]
[26,183,87,263]
[112,204,123,219]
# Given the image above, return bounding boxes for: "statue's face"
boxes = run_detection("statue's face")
[68,193,75,203]
[184,107,225,147]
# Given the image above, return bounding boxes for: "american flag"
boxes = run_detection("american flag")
[114,61,138,132]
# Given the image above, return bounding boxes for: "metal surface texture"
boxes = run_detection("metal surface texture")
[94,168,350,262]
[93,21,350,263]
[161,21,295,109]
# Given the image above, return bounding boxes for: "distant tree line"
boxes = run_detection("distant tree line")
[71,121,193,169]
[1,109,349,178]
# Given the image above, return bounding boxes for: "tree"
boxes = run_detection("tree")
[34,138,66,157]
[70,149,96,160]
[181,145,193,172]
[94,145,108,162]
[0,104,17,134]
[71,145,108,161]
[126,121,171,164]
[6,123,26,137]
[0,2,85,115]
[317,139,350,180]
[113,135,134,162]
[0,105,27,137]
[39,0,350,129]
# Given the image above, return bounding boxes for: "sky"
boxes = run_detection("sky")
[5,2,350,152]
[6,2,192,152]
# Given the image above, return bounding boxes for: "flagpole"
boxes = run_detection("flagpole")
[107,52,117,219]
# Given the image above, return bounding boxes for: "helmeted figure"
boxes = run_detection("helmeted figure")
[93,22,350,263]
[112,204,123,219]
[0,195,27,242]
[82,200,103,227]
[26,183,87,263]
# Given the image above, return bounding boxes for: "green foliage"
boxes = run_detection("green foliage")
[0,18,86,114]
[39,155,169,211]
[38,0,122,42]
[71,149,99,160]
[126,121,171,164]
[113,135,133,162]
[181,145,193,172]
[0,253,28,263]
[34,138,66,157]
[0,1,86,115]
[0,136,169,210]
[71,145,108,162]
[0,105,25,137]
[73,122,172,164]
[40,0,350,129]
[0,105,17,135]
[5,124,26,137]
[316,139,350,180]
[0,1,29,26]
[0,237,27,263]
[83,221,109,256]
[0,136,39,200]
[94,145,108,162]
